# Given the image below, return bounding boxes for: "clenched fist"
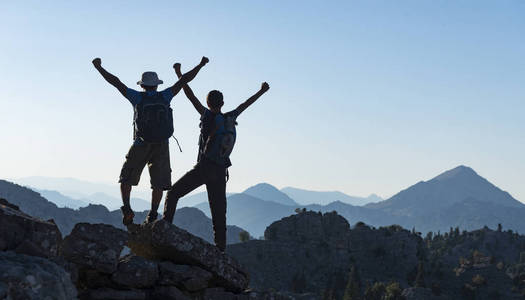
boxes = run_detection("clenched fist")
[200,56,209,66]
[92,58,102,67]
[261,82,270,92]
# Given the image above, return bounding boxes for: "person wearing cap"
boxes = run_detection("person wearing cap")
[92,56,209,225]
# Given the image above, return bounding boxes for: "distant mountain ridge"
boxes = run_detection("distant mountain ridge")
[199,166,525,236]
[281,187,382,206]
[243,183,298,206]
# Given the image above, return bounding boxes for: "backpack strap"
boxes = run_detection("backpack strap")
[171,135,183,152]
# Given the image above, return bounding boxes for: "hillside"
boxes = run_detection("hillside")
[0,179,244,244]
[196,193,297,238]
[228,210,525,299]
[203,167,525,237]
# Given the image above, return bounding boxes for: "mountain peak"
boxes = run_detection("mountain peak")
[243,183,298,206]
[432,165,478,181]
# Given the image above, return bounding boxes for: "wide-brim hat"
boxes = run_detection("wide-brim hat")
[137,71,163,86]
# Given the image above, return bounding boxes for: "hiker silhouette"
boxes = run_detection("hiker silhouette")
[163,62,270,251]
[92,56,209,226]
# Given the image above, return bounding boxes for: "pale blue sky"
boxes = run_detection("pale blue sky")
[1,1,524,201]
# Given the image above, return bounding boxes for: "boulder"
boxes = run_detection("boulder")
[80,288,147,300]
[0,198,62,258]
[158,261,213,291]
[61,223,128,273]
[152,286,191,300]
[0,251,77,300]
[264,211,350,244]
[127,220,249,292]
[111,254,159,288]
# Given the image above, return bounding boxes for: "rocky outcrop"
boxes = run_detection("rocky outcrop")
[0,197,62,258]
[228,211,423,299]
[127,220,249,292]
[0,198,76,300]
[264,211,350,244]
[0,251,78,300]
[61,223,128,274]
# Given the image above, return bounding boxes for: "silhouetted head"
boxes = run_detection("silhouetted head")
[207,90,224,111]
[137,72,162,92]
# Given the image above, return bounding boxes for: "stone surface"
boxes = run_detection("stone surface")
[0,198,62,258]
[0,251,77,300]
[264,211,350,244]
[81,288,147,300]
[111,254,159,288]
[128,220,249,292]
[61,223,128,273]
[153,286,191,300]
[401,287,447,300]
[159,261,213,291]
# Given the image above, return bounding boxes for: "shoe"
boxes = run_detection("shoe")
[143,211,158,224]
[120,205,135,226]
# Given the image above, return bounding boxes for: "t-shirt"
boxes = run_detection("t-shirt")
[125,88,174,106]
[198,108,240,167]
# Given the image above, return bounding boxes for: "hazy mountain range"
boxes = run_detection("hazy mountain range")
[6,165,524,239]
[197,166,525,237]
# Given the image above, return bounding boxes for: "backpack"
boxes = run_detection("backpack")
[200,111,237,165]
[133,92,174,143]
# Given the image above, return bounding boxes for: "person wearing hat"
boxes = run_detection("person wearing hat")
[92,56,209,225]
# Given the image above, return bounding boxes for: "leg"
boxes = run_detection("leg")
[206,166,227,251]
[120,183,132,208]
[147,141,171,223]
[163,166,205,223]
[118,142,149,225]
[151,189,163,212]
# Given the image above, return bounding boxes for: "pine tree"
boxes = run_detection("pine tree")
[343,266,361,300]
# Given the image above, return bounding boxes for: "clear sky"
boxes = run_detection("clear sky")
[1,1,524,201]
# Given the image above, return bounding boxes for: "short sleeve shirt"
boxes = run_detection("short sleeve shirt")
[125,88,175,106]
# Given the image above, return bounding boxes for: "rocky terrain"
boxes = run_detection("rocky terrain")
[0,197,303,300]
[227,210,525,299]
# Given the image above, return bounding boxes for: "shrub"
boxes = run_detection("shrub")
[239,230,250,242]
[472,274,486,286]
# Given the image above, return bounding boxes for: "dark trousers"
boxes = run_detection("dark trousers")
[163,160,227,251]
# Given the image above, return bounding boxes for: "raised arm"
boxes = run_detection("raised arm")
[170,56,209,97]
[236,82,270,115]
[173,63,206,115]
[92,58,128,97]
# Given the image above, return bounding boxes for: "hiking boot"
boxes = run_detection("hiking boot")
[143,211,158,224]
[120,205,135,226]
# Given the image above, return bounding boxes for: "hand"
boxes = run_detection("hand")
[261,82,270,92]
[200,56,209,66]
[92,58,102,68]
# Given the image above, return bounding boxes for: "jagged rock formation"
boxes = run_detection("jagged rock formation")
[127,220,249,293]
[228,211,421,299]
[0,197,77,299]
[1,197,292,299]
[228,210,525,299]
[0,251,78,300]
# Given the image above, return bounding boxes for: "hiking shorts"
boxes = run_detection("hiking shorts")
[118,140,171,190]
